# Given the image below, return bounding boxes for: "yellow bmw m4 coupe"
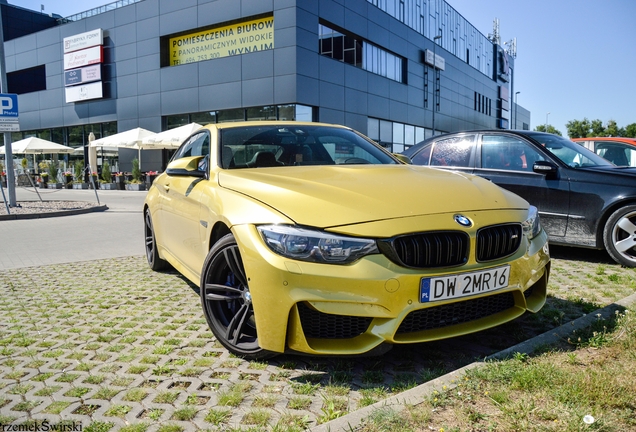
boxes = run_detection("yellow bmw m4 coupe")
[144,121,550,359]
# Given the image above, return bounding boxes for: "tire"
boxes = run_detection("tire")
[144,208,169,271]
[200,233,275,359]
[603,205,636,267]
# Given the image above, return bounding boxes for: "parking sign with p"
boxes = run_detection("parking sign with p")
[0,94,18,117]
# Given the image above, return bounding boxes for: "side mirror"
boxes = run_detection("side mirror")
[533,160,558,178]
[393,153,412,164]
[165,155,207,178]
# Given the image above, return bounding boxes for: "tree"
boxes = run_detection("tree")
[604,120,623,137]
[625,123,636,138]
[566,118,592,138]
[590,119,605,136]
[534,124,562,136]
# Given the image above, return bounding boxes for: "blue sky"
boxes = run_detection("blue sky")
[11,0,636,137]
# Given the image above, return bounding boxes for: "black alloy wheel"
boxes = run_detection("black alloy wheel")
[200,233,274,359]
[144,208,168,271]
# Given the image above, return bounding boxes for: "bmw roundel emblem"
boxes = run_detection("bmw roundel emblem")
[454,214,472,227]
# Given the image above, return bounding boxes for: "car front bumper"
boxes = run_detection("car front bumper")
[232,219,550,355]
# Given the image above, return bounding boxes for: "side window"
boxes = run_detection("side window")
[595,142,634,166]
[429,135,475,167]
[481,135,545,171]
[172,132,210,161]
[411,145,432,165]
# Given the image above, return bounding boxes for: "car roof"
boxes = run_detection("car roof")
[571,137,636,144]
[403,129,550,153]
[203,121,351,131]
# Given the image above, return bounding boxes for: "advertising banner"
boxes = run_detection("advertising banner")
[64,46,103,71]
[65,82,103,103]
[168,16,274,66]
[424,49,445,71]
[63,29,103,54]
[65,65,102,86]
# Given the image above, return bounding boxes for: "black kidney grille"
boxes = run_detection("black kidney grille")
[390,231,469,268]
[396,292,515,334]
[297,302,372,339]
[477,224,522,262]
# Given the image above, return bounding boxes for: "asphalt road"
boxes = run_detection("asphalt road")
[0,188,146,270]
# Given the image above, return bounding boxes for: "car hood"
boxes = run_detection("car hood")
[218,165,528,228]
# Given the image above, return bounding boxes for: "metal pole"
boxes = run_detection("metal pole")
[432,32,442,137]
[546,112,550,132]
[514,91,520,129]
[0,4,17,207]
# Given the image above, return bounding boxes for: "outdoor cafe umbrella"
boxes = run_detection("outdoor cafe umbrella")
[89,127,157,173]
[0,137,75,155]
[139,122,202,149]
[89,127,157,148]
[0,137,75,173]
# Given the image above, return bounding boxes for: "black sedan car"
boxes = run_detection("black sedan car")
[402,130,636,267]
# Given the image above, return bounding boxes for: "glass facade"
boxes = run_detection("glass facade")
[367,0,494,78]
[164,104,315,129]
[367,117,428,152]
[319,24,405,83]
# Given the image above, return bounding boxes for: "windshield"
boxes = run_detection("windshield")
[219,125,397,169]
[526,132,612,168]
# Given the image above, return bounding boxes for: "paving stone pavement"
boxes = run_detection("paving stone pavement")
[0,256,493,431]
[1,248,636,431]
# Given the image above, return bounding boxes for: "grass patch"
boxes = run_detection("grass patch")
[359,307,636,432]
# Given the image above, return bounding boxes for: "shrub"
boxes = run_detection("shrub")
[48,160,58,181]
[102,161,112,183]
[131,158,141,182]
[74,159,85,182]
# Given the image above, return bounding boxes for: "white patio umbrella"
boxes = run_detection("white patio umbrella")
[1,137,75,174]
[139,122,202,149]
[89,127,157,148]
[1,137,75,155]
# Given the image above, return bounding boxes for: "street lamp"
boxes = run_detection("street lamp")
[431,32,442,137]
[514,91,520,130]
[545,112,550,132]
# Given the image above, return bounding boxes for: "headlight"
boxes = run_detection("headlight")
[522,206,541,239]
[257,225,379,264]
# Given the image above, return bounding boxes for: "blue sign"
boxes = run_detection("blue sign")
[0,93,18,117]
[65,69,82,86]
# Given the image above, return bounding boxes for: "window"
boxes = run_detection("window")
[219,125,397,168]
[481,135,544,171]
[8,66,46,94]
[595,143,636,167]
[171,131,210,161]
[319,23,404,83]
[429,136,474,167]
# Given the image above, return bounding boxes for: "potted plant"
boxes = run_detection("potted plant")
[126,158,146,191]
[73,159,88,189]
[90,171,99,189]
[115,172,126,190]
[145,170,158,187]
[47,160,62,188]
[100,161,116,190]
[39,172,49,187]
[63,171,73,189]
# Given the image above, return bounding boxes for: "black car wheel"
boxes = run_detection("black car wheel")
[144,208,169,271]
[604,205,636,267]
[200,233,274,359]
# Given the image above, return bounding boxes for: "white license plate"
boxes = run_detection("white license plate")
[420,265,510,303]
